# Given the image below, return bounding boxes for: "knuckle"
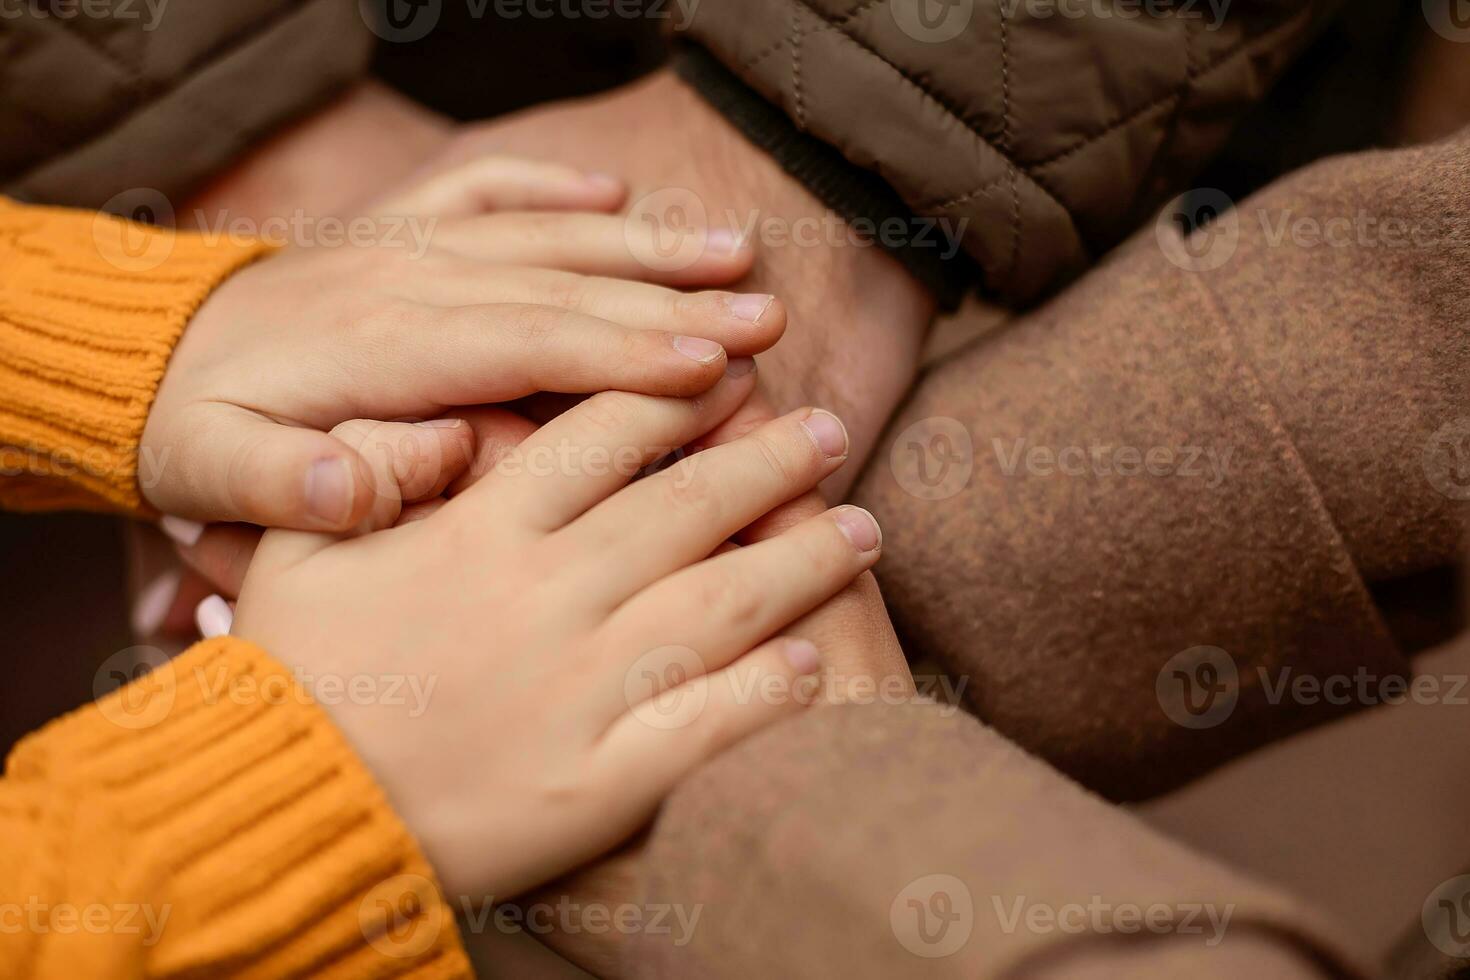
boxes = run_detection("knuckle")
[432,504,495,563]
[575,391,643,436]
[749,429,809,488]
[225,431,283,515]
[793,521,846,575]
[535,272,590,310]
[351,302,422,349]
[504,303,567,353]
[695,568,762,627]
[667,287,701,322]
[656,468,723,523]
[327,418,375,448]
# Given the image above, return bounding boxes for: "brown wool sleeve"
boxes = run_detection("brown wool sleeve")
[853,129,1470,799]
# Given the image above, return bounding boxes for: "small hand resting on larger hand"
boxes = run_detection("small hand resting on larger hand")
[230,367,884,900]
[141,156,784,531]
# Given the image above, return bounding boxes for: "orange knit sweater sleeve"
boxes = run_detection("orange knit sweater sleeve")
[0,637,472,979]
[0,196,269,515]
[0,199,471,976]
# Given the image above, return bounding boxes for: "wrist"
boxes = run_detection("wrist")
[668,71,936,491]
[620,70,935,491]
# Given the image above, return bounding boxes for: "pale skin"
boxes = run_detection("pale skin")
[232,371,885,899]
[434,70,936,498]
[182,72,936,499]
[142,155,786,531]
[142,72,923,966]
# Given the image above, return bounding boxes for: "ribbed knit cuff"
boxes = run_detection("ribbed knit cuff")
[4,637,471,979]
[0,197,273,516]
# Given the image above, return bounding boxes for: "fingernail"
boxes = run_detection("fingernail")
[131,570,180,637]
[415,418,464,428]
[673,335,725,364]
[704,228,743,255]
[195,594,234,639]
[782,639,822,674]
[306,458,354,526]
[159,514,204,547]
[725,356,756,378]
[726,293,774,322]
[835,506,882,553]
[801,409,849,459]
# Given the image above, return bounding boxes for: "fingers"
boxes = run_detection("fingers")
[371,157,625,217]
[328,418,476,532]
[446,362,758,532]
[404,266,786,357]
[371,304,746,405]
[150,409,471,534]
[432,212,754,287]
[592,637,821,823]
[563,408,851,602]
[248,417,474,573]
[171,522,263,600]
[600,507,882,694]
[443,406,540,497]
[149,407,381,531]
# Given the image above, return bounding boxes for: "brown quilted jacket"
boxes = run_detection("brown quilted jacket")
[680,0,1342,304]
[0,0,371,209]
[3,0,1339,302]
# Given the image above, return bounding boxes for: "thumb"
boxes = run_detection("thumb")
[152,407,378,531]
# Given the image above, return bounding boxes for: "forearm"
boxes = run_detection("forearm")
[626,701,1361,979]
[854,129,1470,801]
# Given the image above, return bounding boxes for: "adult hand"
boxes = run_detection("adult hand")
[433,69,938,498]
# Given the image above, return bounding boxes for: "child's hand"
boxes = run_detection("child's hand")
[140,157,783,531]
[230,368,883,900]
